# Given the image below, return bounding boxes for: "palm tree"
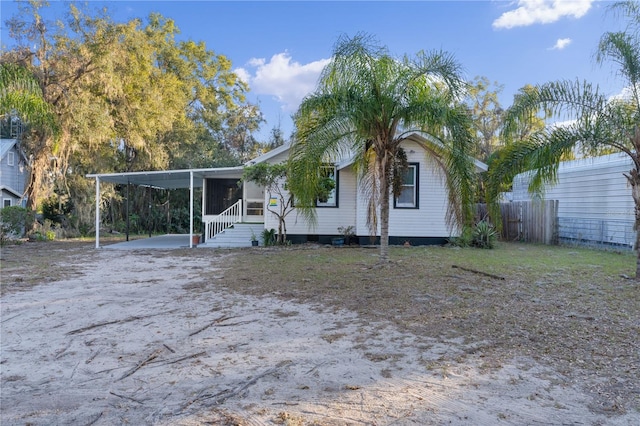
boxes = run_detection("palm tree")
[487,1,640,278]
[0,62,55,130]
[290,34,477,261]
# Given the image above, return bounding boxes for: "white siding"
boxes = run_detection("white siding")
[512,152,635,247]
[356,140,453,238]
[264,166,358,235]
[263,150,289,165]
[513,153,634,221]
[260,137,478,240]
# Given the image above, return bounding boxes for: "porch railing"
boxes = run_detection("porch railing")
[203,200,243,242]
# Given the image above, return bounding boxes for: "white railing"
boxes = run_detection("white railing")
[203,200,243,242]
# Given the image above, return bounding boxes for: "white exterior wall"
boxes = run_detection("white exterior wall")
[260,139,469,239]
[512,152,635,247]
[513,153,634,220]
[260,149,290,232]
[356,140,452,238]
[263,165,358,236]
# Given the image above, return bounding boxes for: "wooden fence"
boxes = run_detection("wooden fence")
[477,200,559,245]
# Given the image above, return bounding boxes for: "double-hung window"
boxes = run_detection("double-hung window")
[316,165,338,207]
[394,163,419,209]
[7,152,15,167]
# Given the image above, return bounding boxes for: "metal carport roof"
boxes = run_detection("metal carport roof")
[86,166,244,189]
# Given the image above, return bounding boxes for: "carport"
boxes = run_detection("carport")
[87,166,243,249]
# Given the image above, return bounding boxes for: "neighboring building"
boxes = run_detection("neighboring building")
[89,132,487,247]
[512,152,635,249]
[0,139,29,208]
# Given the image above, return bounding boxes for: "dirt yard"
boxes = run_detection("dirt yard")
[1,241,638,425]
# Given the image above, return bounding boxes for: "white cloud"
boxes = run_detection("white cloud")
[493,0,593,29]
[549,38,572,50]
[609,85,639,102]
[235,52,331,112]
[233,68,251,85]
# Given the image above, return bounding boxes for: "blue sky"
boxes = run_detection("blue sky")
[0,1,629,141]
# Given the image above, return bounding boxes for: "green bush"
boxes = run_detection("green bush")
[449,221,497,249]
[41,195,72,224]
[472,220,497,249]
[448,225,473,248]
[0,206,34,245]
[261,228,276,246]
[27,219,56,242]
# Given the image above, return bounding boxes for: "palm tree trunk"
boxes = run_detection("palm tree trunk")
[632,184,640,280]
[630,129,640,280]
[379,156,390,261]
[625,166,640,280]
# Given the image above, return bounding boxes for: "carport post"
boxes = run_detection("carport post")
[189,171,194,248]
[95,176,100,249]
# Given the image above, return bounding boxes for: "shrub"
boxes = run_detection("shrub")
[41,195,72,224]
[472,220,497,249]
[27,219,56,242]
[448,221,497,249]
[261,228,276,247]
[448,225,473,248]
[0,206,34,245]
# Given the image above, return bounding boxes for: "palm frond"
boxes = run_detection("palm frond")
[487,127,582,227]
[597,31,640,106]
[291,33,477,256]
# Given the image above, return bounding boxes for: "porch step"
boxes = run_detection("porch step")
[200,223,263,248]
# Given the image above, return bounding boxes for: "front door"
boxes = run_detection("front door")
[243,180,265,222]
[205,179,242,215]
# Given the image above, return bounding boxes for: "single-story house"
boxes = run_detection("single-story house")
[88,132,487,248]
[0,139,29,208]
[511,152,635,249]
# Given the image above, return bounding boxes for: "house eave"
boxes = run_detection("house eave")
[0,185,23,198]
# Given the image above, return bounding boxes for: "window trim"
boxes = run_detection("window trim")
[316,165,339,208]
[394,163,419,209]
[3,198,12,208]
[7,151,15,167]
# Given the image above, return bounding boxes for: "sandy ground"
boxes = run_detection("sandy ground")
[1,249,638,425]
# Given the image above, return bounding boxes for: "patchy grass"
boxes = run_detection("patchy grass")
[220,243,639,414]
[1,240,638,414]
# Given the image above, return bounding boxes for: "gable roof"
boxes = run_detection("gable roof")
[332,132,488,172]
[0,139,26,162]
[86,134,487,189]
[0,185,23,198]
[244,142,291,165]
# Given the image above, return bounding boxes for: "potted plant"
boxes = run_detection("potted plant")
[331,235,345,247]
[250,229,259,246]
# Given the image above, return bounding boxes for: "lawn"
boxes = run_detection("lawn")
[222,242,639,414]
[1,240,638,417]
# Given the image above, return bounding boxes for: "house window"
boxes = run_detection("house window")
[394,163,419,209]
[316,165,338,208]
[7,152,15,166]
[3,199,11,208]
[246,201,264,216]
